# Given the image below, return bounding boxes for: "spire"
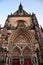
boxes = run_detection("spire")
[19,3,23,10]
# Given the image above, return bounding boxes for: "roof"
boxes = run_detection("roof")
[8,3,31,17]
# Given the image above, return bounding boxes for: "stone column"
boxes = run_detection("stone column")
[6,57,8,65]
[31,52,39,65]
[8,57,11,65]
[35,48,40,65]
[20,56,24,65]
[31,43,39,65]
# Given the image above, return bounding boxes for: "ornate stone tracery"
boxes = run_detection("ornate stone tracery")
[0,3,43,65]
[23,46,31,56]
[8,28,37,44]
[12,46,21,56]
[8,26,38,56]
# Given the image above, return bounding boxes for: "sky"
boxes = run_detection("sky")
[0,0,43,27]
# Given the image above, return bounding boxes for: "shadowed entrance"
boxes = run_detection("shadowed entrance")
[24,59,32,65]
[12,59,20,65]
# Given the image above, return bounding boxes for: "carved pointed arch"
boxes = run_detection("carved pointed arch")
[8,28,37,45]
[13,33,31,44]
[16,20,28,27]
[23,46,31,57]
[12,46,21,56]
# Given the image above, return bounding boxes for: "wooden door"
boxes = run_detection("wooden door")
[12,59,19,65]
[24,59,32,65]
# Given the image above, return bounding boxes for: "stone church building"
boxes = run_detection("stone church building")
[0,4,43,65]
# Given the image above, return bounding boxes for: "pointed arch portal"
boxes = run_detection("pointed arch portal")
[8,25,38,65]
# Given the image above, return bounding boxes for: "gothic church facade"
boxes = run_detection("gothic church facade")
[0,4,43,65]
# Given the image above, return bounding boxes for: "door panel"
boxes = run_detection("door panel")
[12,59,19,65]
[24,59,32,65]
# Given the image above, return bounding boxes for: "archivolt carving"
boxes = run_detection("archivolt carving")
[23,46,31,57]
[12,46,21,56]
[8,28,38,53]
[8,28,37,45]
[13,34,30,46]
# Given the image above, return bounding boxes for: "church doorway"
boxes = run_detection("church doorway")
[12,59,20,65]
[12,47,32,65]
[24,59,32,65]
[12,58,32,65]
